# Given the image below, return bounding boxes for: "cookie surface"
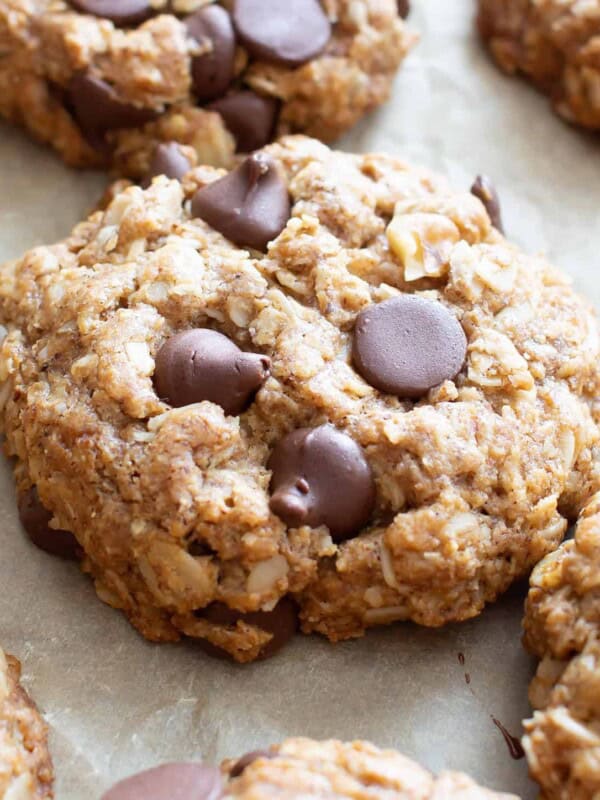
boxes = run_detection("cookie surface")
[0,0,415,177]
[0,649,54,798]
[0,135,598,663]
[477,0,600,130]
[103,737,518,799]
[523,493,600,800]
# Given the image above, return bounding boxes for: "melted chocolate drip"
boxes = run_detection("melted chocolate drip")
[491,718,525,760]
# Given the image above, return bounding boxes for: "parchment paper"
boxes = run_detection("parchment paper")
[1,2,599,797]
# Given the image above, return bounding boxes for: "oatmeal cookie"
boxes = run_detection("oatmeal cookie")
[0,136,598,663]
[523,493,600,800]
[0,648,53,799]
[101,737,518,799]
[477,0,600,130]
[0,0,415,177]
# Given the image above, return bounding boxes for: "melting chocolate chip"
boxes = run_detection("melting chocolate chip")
[396,0,410,18]
[196,597,298,660]
[67,0,153,26]
[68,73,158,146]
[191,153,290,251]
[187,539,216,557]
[187,5,237,103]
[352,296,467,399]
[142,141,192,187]
[268,425,375,542]
[471,174,504,233]
[101,763,223,800]
[232,0,331,67]
[18,487,80,560]
[230,750,275,778]
[210,91,279,153]
[154,329,270,415]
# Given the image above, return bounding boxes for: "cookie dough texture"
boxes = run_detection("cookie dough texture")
[0,136,599,662]
[225,739,518,799]
[108,737,519,799]
[0,649,53,799]
[523,493,600,800]
[0,0,415,176]
[477,0,600,130]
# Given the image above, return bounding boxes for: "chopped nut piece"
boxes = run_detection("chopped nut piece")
[387,211,460,281]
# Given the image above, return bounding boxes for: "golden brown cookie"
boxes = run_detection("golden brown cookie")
[102,737,519,799]
[477,0,600,130]
[0,136,598,663]
[0,0,416,177]
[0,649,54,798]
[523,493,600,800]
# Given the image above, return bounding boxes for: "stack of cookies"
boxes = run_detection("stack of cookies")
[0,1,599,798]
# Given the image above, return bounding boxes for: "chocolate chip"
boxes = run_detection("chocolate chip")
[191,153,290,251]
[196,597,298,660]
[101,763,223,800]
[396,0,410,18]
[268,425,375,542]
[187,539,216,557]
[18,487,80,560]
[229,750,274,778]
[210,91,279,153]
[471,174,504,233]
[232,0,331,67]
[154,329,270,415]
[67,0,153,26]
[352,296,467,399]
[68,73,158,146]
[187,5,236,103]
[142,142,192,187]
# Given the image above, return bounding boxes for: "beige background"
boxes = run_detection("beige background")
[1,1,599,797]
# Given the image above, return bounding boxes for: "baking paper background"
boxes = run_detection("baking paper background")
[1,2,599,797]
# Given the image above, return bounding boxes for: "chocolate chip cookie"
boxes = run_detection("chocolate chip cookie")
[0,0,415,177]
[102,737,518,799]
[523,493,600,800]
[0,648,54,798]
[1,135,598,663]
[477,0,600,130]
